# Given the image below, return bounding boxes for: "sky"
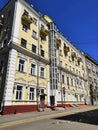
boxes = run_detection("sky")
[0,0,98,62]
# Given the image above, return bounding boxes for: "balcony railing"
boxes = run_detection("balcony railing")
[71,52,76,59]
[77,57,82,62]
[21,13,32,24]
[40,28,49,37]
[64,44,70,53]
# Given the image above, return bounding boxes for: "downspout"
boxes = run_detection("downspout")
[36,14,42,111]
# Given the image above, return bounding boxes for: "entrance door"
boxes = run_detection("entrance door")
[50,96,55,106]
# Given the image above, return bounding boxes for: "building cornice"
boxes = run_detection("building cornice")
[9,42,49,65]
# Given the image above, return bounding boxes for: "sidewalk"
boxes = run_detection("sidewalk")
[0,105,98,125]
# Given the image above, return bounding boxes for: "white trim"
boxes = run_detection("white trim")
[4,49,17,105]
[30,62,37,76]
[11,1,22,43]
[14,84,24,101]
[28,86,36,101]
[17,58,26,73]
[39,66,46,78]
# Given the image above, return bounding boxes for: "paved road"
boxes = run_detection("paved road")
[0,105,98,130]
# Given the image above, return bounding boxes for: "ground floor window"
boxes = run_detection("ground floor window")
[29,87,35,101]
[15,85,23,100]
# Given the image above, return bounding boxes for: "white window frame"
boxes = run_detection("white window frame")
[40,66,46,78]
[22,23,28,32]
[32,30,37,39]
[14,85,23,101]
[17,58,26,73]
[30,62,37,76]
[28,86,36,101]
[33,17,37,25]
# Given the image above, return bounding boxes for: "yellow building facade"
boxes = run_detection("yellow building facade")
[56,32,88,107]
[0,0,97,115]
[85,54,98,105]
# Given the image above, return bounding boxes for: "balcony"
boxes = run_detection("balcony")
[56,39,61,49]
[77,57,82,65]
[21,13,32,25]
[71,52,76,59]
[64,44,70,53]
[40,28,49,38]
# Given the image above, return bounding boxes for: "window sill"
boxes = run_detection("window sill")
[39,76,46,79]
[16,71,26,74]
[29,74,37,77]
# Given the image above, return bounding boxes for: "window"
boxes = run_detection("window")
[41,49,44,57]
[18,59,25,72]
[70,66,71,71]
[15,85,23,100]
[24,10,29,16]
[57,73,60,82]
[40,67,45,78]
[60,61,62,67]
[29,87,35,101]
[33,18,37,25]
[22,23,28,32]
[59,50,62,56]
[76,70,78,75]
[62,75,65,84]
[65,64,67,69]
[71,79,73,86]
[96,72,98,77]
[32,44,36,53]
[30,63,36,75]
[40,89,44,95]
[21,38,27,48]
[41,24,44,30]
[67,77,69,85]
[32,30,37,39]
[41,36,46,42]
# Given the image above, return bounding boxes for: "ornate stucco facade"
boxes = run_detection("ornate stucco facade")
[0,0,97,115]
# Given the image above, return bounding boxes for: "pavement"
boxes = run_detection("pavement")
[0,105,98,128]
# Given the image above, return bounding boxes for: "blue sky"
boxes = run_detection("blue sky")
[0,0,98,61]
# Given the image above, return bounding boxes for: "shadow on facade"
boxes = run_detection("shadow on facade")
[53,109,98,126]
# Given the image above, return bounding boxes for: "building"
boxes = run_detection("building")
[85,54,98,105]
[0,0,50,115]
[55,31,88,107]
[0,0,96,115]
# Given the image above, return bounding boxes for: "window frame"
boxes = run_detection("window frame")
[15,85,23,101]
[32,17,37,25]
[21,38,27,48]
[40,49,45,57]
[17,58,26,73]
[40,66,46,78]
[28,87,35,101]
[30,63,37,76]
[32,44,36,53]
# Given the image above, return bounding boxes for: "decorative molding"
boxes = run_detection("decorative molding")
[15,77,26,84]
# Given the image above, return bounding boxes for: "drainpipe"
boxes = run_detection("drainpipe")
[36,14,42,111]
